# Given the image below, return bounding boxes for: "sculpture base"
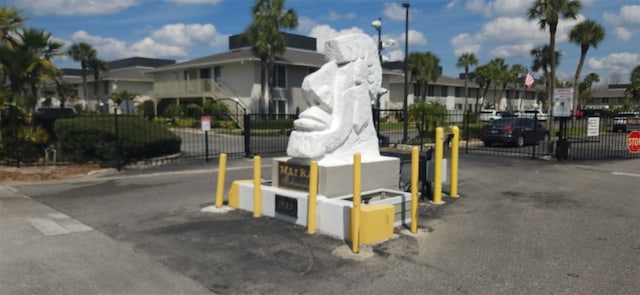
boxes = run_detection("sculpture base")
[272,156,400,198]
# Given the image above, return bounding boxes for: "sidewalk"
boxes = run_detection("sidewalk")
[0,185,212,295]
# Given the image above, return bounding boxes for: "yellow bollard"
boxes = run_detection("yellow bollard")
[450,126,459,198]
[253,155,261,218]
[410,146,419,233]
[433,127,444,204]
[215,153,227,208]
[351,153,362,253]
[307,161,318,234]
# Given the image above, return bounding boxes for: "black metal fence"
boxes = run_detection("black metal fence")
[1,107,637,169]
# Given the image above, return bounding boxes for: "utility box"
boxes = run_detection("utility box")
[424,158,447,183]
[356,204,395,244]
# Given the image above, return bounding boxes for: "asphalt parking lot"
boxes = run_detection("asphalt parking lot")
[1,154,639,294]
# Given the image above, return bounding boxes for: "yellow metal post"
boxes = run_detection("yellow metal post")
[215,153,227,208]
[253,155,261,218]
[307,161,318,234]
[450,126,459,198]
[410,146,419,233]
[433,127,444,204]
[351,153,361,253]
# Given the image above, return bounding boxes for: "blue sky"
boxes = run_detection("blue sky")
[9,0,640,84]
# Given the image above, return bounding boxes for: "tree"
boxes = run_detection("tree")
[475,64,492,111]
[487,58,509,108]
[456,52,478,113]
[509,64,525,111]
[407,51,442,102]
[0,6,26,45]
[569,19,605,113]
[0,27,63,108]
[625,65,640,108]
[531,45,561,110]
[88,56,108,110]
[243,0,297,113]
[529,0,581,124]
[68,42,96,108]
[55,80,76,109]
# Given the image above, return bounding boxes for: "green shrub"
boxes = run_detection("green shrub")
[137,101,155,119]
[174,117,197,128]
[185,103,203,119]
[54,115,181,166]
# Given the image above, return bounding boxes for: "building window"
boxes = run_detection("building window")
[103,81,109,95]
[274,65,286,88]
[200,68,211,79]
[454,87,462,97]
[427,85,435,97]
[441,86,448,97]
[214,66,221,82]
[602,97,609,103]
[455,103,462,110]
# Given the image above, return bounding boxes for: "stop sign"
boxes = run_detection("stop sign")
[627,130,640,153]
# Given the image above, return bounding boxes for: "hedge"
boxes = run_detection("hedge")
[54,115,181,166]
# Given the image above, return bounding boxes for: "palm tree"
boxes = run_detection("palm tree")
[531,45,562,109]
[0,28,63,108]
[88,56,108,110]
[487,58,508,108]
[625,65,640,107]
[21,28,64,108]
[569,19,605,113]
[509,64,525,111]
[408,51,442,102]
[456,52,478,113]
[0,7,26,44]
[68,42,96,108]
[55,79,76,109]
[528,0,581,123]
[475,64,492,111]
[243,0,297,113]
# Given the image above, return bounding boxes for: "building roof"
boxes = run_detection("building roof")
[591,87,626,98]
[146,47,325,73]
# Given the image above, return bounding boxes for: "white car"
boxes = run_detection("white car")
[479,109,500,121]
[517,110,548,121]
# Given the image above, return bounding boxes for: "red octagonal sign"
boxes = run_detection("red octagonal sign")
[627,130,640,154]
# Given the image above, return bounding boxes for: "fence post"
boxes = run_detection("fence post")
[532,112,538,159]
[114,109,122,171]
[244,114,252,158]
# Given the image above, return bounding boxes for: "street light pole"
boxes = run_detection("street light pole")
[402,2,410,144]
[371,18,382,110]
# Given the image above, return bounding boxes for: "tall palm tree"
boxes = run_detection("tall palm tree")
[408,51,442,102]
[528,0,581,123]
[487,58,508,108]
[243,0,297,113]
[509,64,525,111]
[88,56,108,110]
[68,42,96,107]
[456,52,478,112]
[569,19,605,113]
[578,72,599,106]
[475,64,492,111]
[0,7,26,44]
[531,45,562,108]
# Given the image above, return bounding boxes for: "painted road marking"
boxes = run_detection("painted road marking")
[26,214,93,236]
[612,172,640,178]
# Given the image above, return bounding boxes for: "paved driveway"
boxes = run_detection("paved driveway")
[2,155,639,294]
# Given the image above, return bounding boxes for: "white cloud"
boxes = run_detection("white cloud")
[16,0,139,16]
[150,23,227,48]
[167,0,220,4]
[308,25,364,52]
[69,23,227,60]
[464,0,529,17]
[297,16,318,33]
[386,49,405,62]
[327,11,356,21]
[490,43,534,58]
[396,30,427,47]
[477,17,546,43]
[615,27,632,41]
[603,5,640,26]
[71,30,130,59]
[446,0,460,11]
[588,52,640,77]
[383,3,410,21]
[451,33,482,56]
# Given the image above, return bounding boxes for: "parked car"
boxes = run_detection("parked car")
[612,112,640,132]
[479,109,500,121]
[516,110,548,121]
[480,117,550,147]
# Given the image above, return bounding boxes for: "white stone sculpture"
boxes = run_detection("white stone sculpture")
[287,33,382,164]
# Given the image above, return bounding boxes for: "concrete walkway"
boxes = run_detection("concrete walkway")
[0,185,213,295]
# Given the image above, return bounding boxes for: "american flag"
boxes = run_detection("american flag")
[524,69,535,89]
